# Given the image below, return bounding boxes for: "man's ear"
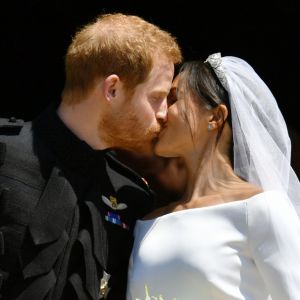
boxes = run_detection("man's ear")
[102,74,120,102]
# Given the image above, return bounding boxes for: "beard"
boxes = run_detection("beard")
[99,109,162,155]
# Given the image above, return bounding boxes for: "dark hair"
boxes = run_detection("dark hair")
[177,60,234,163]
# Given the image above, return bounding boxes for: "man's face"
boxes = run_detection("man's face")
[101,55,174,154]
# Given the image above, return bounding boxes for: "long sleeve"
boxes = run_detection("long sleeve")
[248,190,300,300]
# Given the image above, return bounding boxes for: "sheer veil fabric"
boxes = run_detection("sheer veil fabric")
[205,53,300,219]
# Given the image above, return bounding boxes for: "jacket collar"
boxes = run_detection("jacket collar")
[33,101,107,177]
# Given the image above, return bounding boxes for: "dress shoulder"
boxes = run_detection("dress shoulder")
[247,190,300,300]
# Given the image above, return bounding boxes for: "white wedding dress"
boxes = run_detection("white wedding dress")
[127,190,300,300]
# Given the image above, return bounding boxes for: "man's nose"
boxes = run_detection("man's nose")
[156,99,168,122]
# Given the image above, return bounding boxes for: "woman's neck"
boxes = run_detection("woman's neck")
[182,146,245,203]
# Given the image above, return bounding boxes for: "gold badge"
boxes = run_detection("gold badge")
[101,195,127,210]
[99,271,110,299]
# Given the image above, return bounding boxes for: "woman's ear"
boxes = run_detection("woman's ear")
[208,104,228,130]
[102,74,120,102]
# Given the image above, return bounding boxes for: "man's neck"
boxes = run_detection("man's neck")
[57,100,108,150]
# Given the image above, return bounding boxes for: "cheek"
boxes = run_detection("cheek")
[167,112,191,142]
[123,100,152,122]
[169,104,191,131]
[136,103,157,124]
[131,90,155,114]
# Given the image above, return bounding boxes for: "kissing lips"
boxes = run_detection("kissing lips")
[157,127,167,140]
[152,127,166,145]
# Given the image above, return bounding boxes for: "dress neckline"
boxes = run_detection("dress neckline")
[137,190,279,225]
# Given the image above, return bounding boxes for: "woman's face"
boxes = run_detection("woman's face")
[155,74,210,158]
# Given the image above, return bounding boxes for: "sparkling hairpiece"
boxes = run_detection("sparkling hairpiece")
[205,52,229,91]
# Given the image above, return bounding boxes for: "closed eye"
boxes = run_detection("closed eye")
[150,91,167,102]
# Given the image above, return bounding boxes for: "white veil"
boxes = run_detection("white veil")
[205,53,300,218]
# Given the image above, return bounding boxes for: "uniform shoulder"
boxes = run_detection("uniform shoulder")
[0,117,32,168]
[0,117,25,136]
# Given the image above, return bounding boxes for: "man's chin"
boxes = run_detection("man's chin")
[137,144,155,156]
[115,131,158,155]
[124,141,154,156]
[129,132,159,155]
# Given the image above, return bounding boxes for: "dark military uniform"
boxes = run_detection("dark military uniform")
[0,103,154,300]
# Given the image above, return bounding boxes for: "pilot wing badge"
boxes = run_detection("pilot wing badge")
[101,195,128,210]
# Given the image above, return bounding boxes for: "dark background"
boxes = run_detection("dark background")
[1,0,299,172]
[1,1,299,125]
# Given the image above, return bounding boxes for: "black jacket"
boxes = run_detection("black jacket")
[0,105,154,300]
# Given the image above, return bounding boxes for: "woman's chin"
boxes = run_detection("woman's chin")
[154,142,177,158]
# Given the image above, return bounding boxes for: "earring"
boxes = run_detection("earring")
[208,124,213,131]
